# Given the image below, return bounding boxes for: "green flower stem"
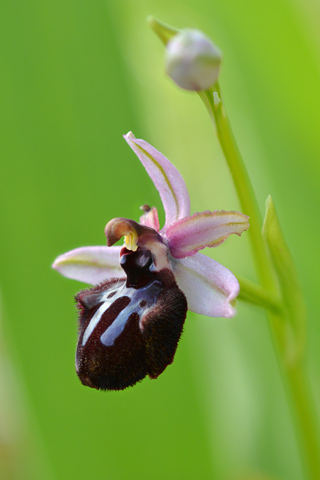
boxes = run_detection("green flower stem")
[236,276,282,314]
[149,16,320,478]
[199,85,275,291]
[262,195,306,362]
[199,84,320,480]
[287,364,320,480]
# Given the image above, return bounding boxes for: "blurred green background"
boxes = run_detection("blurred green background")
[1,0,320,479]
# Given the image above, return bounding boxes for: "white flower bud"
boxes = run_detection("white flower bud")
[165,30,222,91]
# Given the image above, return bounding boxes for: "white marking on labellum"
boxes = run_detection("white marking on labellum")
[100,281,162,346]
[82,281,162,347]
[82,282,125,346]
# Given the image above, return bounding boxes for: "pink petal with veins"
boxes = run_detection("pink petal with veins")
[166,210,249,259]
[171,252,239,317]
[52,246,123,285]
[124,132,190,231]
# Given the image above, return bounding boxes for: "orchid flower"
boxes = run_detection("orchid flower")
[53,132,249,391]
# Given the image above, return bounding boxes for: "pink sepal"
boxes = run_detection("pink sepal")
[52,246,123,285]
[171,252,239,317]
[124,132,190,231]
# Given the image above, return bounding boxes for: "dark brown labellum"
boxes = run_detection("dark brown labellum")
[75,247,187,391]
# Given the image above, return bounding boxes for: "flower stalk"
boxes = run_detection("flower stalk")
[199,86,276,291]
[236,276,282,314]
[199,83,320,480]
[148,16,320,478]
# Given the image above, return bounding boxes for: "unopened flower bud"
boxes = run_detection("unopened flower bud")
[165,29,222,91]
